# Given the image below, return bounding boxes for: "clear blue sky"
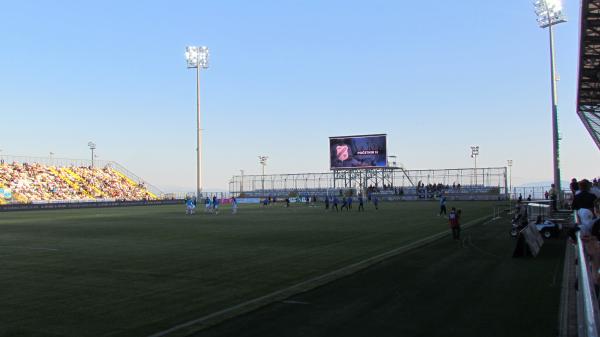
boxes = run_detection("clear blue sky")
[0,0,596,192]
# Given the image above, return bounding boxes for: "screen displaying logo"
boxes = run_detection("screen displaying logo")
[336,145,349,161]
[329,134,387,169]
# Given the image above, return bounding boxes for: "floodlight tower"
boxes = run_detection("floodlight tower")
[507,160,513,196]
[185,46,209,200]
[470,146,479,186]
[240,169,244,195]
[88,142,96,168]
[258,156,268,196]
[533,0,566,206]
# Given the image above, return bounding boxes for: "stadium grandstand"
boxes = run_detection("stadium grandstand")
[0,155,162,204]
[578,0,600,151]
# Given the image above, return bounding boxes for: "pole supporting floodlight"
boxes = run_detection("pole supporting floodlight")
[259,156,268,195]
[470,146,479,186]
[185,46,210,200]
[88,142,96,168]
[507,159,513,200]
[533,0,565,207]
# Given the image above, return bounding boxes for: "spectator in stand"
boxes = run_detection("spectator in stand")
[571,178,580,196]
[549,184,558,211]
[573,179,597,216]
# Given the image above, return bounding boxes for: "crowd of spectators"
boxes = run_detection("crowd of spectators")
[70,166,151,200]
[0,162,154,203]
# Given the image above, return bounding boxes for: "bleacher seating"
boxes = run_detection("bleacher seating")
[0,162,155,203]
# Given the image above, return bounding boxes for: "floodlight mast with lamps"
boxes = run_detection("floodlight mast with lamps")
[88,142,96,168]
[507,160,513,195]
[185,46,209,200]
[470,146,479,186]
[258,156,268,196]
[533,0,566,206]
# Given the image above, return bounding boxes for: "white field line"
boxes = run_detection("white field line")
[148,214,493,337]
[0,245,60,251]
[281,300,310,305]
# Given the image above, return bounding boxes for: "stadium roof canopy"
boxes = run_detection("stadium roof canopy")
[578,0,600,150]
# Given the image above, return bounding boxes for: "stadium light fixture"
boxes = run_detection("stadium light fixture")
[534,0,566,28]
[470,146,479,186]
[88,142,96,168]
[185,46,209,200]
[533,0,566,206]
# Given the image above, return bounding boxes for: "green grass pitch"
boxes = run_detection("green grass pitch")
[0,201,560,336]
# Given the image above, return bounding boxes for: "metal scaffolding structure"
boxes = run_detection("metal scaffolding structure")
[578,0,600,151]
[229,166,507,196]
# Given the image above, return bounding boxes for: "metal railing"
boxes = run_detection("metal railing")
[573,211,600,337]
[229,167,508,196]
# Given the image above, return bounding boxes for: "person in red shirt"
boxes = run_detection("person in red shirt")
[449,207,460,240]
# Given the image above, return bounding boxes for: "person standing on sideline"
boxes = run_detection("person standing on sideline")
[449,207,460,240]
[325,196,330,210]
[439,194,447,216]
[231,196,238,214]
[285,197,290,207]
[332,196,339,212]
[348,196,353,210]
[373,196,379,210]
[455,209,462,240]
[358,195,364,212]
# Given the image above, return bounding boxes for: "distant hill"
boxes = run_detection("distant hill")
[516,181,569,188]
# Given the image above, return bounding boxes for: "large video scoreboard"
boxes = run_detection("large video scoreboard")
[329,134,387,169]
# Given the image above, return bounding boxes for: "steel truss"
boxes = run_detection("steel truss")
[229,167,507,196]
[578,0,600,150]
